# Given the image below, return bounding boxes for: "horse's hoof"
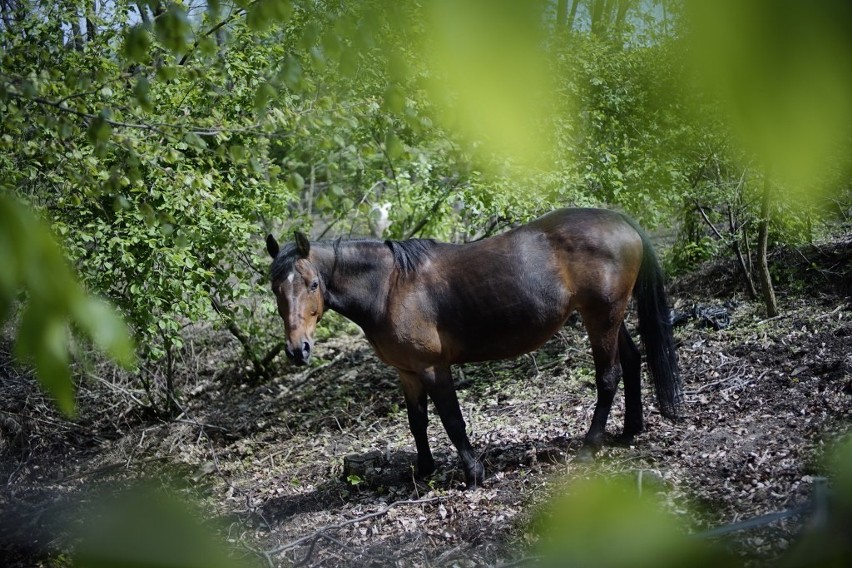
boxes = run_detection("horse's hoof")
[464,461,485,489]
[575,446,597,463]
[416,458,436,478]
[615,432,637,446]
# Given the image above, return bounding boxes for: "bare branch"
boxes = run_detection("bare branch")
[263,496,446,560]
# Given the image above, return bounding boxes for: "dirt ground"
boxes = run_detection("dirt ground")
[1,236,850,567]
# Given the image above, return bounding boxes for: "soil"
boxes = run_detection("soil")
[1,235,850,567]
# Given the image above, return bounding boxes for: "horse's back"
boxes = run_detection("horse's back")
[379,208,644,366]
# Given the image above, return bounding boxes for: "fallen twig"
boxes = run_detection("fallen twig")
[263,495,445,562]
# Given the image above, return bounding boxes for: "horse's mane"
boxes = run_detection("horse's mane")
[385,238,436,273]
[271,237,436,281]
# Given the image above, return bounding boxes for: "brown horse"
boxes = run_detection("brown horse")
[266,208,681,487]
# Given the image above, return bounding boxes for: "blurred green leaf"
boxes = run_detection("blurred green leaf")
[123,25,151,64]
[685,0,852,196]
[278,54,303,90]
[133,76,152,111]
[1,196,136,415]
[537,476,736,568]
[72,297,136,369]
[154,4,191,53]
[247,0,293,31]
[254,82,277,118]
[385,131,403,161]
[74,486,250,568]
[86,116,112,145]
[16,303,74,416]
[287,171,305,191]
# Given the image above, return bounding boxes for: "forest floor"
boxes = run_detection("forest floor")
[1,234,850,567]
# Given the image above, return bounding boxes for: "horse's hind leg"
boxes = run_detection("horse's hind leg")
[398,371,435,478]
[423,366,484,487]
[618,322,644,443]
[577,304,625,461]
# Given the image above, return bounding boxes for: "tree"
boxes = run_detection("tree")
[757,170,779,317]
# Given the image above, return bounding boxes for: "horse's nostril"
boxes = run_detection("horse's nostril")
[284,346,295,360]
[303,342,311,356]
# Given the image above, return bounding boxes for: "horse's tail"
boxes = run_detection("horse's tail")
[621,215,682,420]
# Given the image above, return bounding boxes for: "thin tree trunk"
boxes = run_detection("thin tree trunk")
[591,0,606,35]
[757,170,779,317]
[69,14,84,51]
[728,205,758,298]
[743,221,753,275]
[556,0,567,30]
[695,201,757,299]
[85,0,97,42]
[614,0,632,37]
[1,0,15,35]
[136,1,151,25]
[566,0,580,31]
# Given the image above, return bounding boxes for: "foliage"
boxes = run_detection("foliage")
[537,437,852,568]
[1,1,302,406]
[2,0,851,410]
[536,475,735,568]
[664,236,718,276]
[0,195,134,415]
[73,484,249,568]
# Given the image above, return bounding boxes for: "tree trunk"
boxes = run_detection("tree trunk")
[728,206,758,299]
[614,0,633,37]
[757,171,779,317]
[591,0,606,35]
[556,0,567,30]
[85,0,97,42]
[69,13,84,51]
[136,1,151,25]
[566,0,580,31]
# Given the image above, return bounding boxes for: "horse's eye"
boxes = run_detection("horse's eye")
[310,280,319,292]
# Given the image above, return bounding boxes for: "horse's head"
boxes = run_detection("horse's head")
[266,231,324,366]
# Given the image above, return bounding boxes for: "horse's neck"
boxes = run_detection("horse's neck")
[316,241,393,331]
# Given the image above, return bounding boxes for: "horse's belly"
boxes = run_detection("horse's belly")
[451,316,568,363]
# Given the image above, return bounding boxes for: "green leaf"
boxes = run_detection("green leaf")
[383,85,405,114]
[133,77,152,111]
[385,131,404,160]
[183,132,208,150]
[17,305,75,416]
[277,55,303,91]
[154,4,191,53]
[72,296,136,369]
[287,172,305,191]
[123,26,151,64]
[157,65,177,81]
[247,0,292,31]
[228,145,246,162]
[87,116,113,145]
[254,82,277,118]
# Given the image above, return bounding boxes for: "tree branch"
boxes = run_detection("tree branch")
[263,496,446,561]
[178,4,251,66]
[4,87,272,138]
[693,201,724,241]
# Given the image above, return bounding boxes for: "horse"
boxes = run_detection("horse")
[265,207,681,487]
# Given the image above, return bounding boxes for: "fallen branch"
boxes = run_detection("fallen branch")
[286,351,347,391]
[263,495,445,563]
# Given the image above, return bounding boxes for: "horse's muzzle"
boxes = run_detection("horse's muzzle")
[285,340,312,366]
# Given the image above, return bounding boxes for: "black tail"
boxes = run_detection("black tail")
[622,215,682,419]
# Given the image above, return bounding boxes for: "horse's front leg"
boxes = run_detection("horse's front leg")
[398,371,435,478]
[423,366,484,488]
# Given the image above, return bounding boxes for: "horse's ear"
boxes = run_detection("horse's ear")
[294,231,311,258]
[266,234,280,259]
